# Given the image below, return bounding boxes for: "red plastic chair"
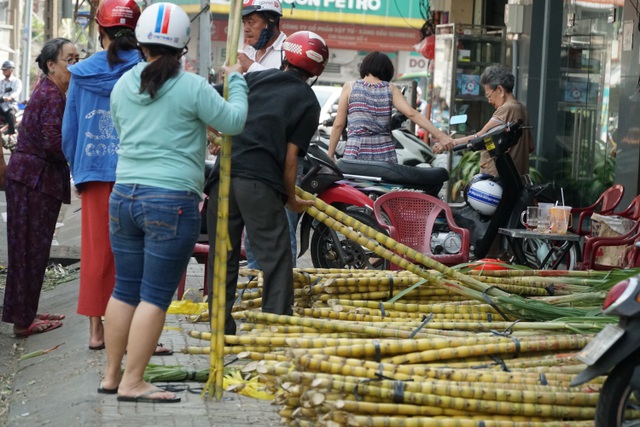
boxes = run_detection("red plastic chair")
[176,243,210,300]
[373,191,470,268]
[571,184,625,236]
[176,194,210,300]
[580,221,640,270]
[616,194,640,220]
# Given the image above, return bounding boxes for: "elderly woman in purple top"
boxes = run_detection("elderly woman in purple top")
[1,38,79,337]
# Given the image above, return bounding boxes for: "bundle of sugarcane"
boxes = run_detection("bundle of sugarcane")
[189,187,639,413]
[271,352,605,426]
[293,186,640,322]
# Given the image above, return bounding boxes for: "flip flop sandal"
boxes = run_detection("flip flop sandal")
[97,382,118,395]
[36,313,66,321]
[117,389,181,404]
[153,343,173,356]
[14,320,62,338]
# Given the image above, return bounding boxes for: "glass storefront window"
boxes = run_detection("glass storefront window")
[555,4,621,207]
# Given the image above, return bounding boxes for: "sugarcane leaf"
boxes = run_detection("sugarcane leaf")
[590,267,640,291]
[386,278,430,303]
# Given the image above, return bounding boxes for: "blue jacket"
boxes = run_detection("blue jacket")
[62,49,141,186]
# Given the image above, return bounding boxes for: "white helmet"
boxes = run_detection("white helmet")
[467,178,503,216]
[242,0,282,16]
[135,2,191,50]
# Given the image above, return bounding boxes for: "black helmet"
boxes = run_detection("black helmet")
[2,60,14,70]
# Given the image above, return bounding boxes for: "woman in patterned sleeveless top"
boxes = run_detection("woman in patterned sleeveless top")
[328,51,452,162]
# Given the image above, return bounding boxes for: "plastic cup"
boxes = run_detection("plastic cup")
[550,206,572,234]
[536,203,555,233]
[538,203,554,220]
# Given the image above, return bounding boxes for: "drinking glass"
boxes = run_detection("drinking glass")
[520,206,540,230]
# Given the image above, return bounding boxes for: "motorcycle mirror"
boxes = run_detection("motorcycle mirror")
[449,114,468,126]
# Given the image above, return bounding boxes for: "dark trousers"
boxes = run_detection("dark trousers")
[206,177,293,335]
[1,108,16,134]
[2,179,62,327]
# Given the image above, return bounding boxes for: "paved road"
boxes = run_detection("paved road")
[0,150,291,426]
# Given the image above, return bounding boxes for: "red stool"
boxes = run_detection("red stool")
[176,243,210,300]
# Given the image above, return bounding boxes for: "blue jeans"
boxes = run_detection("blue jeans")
[109,184,200,310]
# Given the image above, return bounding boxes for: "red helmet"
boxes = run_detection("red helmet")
[282,31,329,77]
[96,0,141,30]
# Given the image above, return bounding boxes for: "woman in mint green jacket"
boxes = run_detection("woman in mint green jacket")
[100,3,248,404]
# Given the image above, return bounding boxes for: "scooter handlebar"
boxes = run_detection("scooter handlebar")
[451,120,526,152]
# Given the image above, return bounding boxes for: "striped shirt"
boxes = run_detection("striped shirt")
[343,80,397,163]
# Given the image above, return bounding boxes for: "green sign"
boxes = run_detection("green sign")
[176,0,427,28]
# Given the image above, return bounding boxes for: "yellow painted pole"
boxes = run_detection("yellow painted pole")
[205,0,243,401]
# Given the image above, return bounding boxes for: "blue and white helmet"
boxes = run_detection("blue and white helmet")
[135,2,191,50]
[465,174,502,216]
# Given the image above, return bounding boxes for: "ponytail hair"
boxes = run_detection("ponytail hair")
[101,26,139,67]
[139,44,181,99]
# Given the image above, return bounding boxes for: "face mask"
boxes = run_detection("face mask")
[251,25,274,50]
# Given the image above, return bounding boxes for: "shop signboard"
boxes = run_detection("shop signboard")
[176,0,424,28]
[211,17,419,51]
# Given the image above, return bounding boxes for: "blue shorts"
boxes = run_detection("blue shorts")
[109,184,200,310]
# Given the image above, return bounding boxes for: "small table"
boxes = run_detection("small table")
[498,228,582,270]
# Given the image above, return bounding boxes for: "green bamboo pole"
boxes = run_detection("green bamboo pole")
[205,0,243,401]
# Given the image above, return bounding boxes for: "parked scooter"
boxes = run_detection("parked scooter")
[570,271,640,426]
[438,116,578,267]
[297,144,390,269]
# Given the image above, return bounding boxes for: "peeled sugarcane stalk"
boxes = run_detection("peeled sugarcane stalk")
[384,335,591,365]
[294,307,494,324]
[190,330,290,347]
[323,305,495,322]
[328,299,495,315]
[318,380,598,419]
[320,275,424,288]
[241,324,322,334]
[332,399,470,418]
[304,371,599,408]
[483,353,581,370]
[184,345,271,354]
[238,297,263,310]
[315,290,408,303]
[243,311,435,339]
[287,335,575,359]
[205,0,243,402]
[339,414,596,427]
[287,370,578,395]
[294,353,579,387]
[238,351,289,362]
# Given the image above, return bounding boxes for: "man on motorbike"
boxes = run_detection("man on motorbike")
[237,0,286,72]
[0,60,22,139]
[206,31,328,335]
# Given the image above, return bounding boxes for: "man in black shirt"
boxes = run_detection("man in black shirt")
[207,31,329,334]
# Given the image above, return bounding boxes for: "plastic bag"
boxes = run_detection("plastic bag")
[167,299,208,315]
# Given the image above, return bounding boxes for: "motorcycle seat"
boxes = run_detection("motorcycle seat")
[337,158,449,195]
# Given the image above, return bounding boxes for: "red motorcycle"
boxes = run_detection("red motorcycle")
[297,144,448,269]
